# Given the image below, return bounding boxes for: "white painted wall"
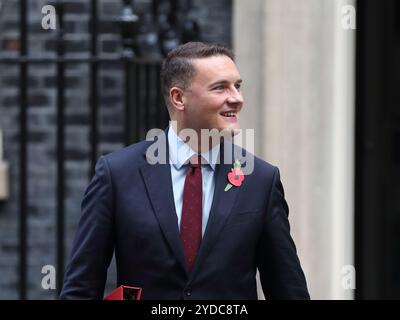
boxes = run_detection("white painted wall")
[234,0,355,299]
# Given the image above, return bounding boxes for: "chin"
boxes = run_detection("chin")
[214,126,241,142]
[223,123,241,134]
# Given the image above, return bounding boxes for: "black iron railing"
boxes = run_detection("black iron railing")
[0,0,200,299]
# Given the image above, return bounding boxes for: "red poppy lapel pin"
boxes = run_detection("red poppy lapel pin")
[224,159,245,191]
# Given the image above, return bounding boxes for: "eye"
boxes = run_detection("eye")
[213,85,225,91]
[235,83,241,91]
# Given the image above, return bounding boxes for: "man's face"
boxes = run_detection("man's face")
[181,55,243,134]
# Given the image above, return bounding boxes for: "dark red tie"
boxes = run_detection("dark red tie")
[180,155,202,273]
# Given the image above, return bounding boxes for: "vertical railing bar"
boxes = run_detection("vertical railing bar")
[149,64,156,129]
[156,63,168,128]
[132,62,137,143]
[18,0,28,300]
[138,64,144,141]
[156,64,163,128]
[145,64,150,131]
[56,0,65,296]
[162,63,169,126]
[124,60,133,145]
[154,63,161,128]
[139,64,146,140]
[89,0,99,177]
[131,62,140,141]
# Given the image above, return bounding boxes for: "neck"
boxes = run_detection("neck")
[170,121,223,153]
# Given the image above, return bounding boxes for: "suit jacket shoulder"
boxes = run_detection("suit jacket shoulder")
[234,144,279,187]
[102,139,153,170]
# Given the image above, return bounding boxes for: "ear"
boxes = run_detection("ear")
[169,87,185,111]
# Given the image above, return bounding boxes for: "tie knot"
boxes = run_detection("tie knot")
[189,155,202,168]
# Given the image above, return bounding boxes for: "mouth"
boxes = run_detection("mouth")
[220,111,238,122]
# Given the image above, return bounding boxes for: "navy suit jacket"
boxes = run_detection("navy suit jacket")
[60,133,310,300]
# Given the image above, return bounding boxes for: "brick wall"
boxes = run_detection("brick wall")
[0,0,232,299]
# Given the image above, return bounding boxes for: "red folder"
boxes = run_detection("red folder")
[104,285,142,300]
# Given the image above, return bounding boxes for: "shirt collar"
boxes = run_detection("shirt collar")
[168,124,219,171]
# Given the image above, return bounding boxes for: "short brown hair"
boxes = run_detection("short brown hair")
[160,42,235,107]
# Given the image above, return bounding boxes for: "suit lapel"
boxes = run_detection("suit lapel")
[139,132,188,275]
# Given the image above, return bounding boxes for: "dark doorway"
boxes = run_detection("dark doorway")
[355,0,400,299]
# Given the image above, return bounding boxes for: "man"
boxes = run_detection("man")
[60,42,310,300]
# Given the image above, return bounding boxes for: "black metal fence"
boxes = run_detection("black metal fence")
[0,0,200,299]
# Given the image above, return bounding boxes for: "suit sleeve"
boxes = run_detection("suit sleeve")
[59,156,115,299]
[257,167,310,299]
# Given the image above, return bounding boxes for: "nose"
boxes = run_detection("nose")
[226,88,243,106]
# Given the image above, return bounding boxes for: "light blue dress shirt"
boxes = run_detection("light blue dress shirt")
[168,125,219,237]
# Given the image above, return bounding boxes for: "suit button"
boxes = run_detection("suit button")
[185,290,191,297]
